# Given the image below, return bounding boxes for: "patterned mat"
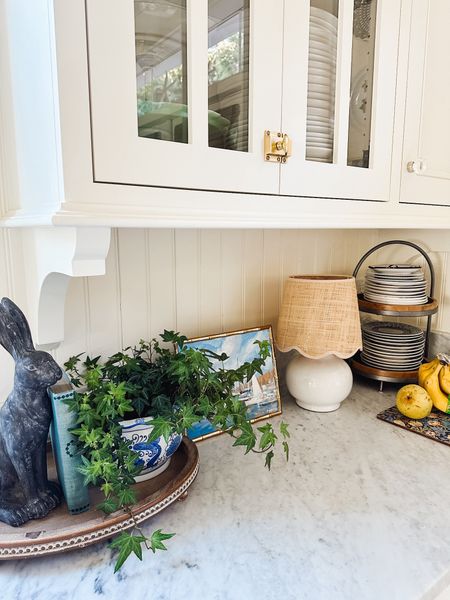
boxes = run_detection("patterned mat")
[377,406,450,447]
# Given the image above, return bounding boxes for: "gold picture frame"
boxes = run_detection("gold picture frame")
[184,325,282,442]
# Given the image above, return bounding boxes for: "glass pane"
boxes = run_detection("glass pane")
[208,0,250,151]
[347,0,377,167]
[135,1,188,143]
[306,1,339,163]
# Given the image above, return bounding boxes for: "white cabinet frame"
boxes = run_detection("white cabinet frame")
[281,0,401,201]
[86,0,283,195]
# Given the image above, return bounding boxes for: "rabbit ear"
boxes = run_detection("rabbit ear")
[0,298,34,359]
[0,303,15,358]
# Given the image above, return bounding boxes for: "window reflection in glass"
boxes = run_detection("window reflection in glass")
[208,0,250,151]
[347,0,377,168]
[135,0,188,143]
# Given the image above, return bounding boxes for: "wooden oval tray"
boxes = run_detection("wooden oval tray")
[0,437,198,560]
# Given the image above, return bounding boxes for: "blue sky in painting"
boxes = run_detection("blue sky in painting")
[185,328,274,373]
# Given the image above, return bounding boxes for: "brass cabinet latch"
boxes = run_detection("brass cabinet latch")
[264,130,292,163]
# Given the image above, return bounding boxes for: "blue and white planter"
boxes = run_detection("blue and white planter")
[120,417,182,482]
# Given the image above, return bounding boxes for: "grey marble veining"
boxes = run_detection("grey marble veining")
[1,379,450,600]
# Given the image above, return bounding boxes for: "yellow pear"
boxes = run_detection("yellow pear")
[396,384,432,419]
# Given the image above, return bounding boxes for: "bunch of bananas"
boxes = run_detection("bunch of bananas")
[418,353,450,414]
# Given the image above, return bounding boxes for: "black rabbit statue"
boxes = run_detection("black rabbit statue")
[0,297,62,526]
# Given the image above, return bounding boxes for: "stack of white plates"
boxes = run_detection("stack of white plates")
[363,264,428,305]
[306,6,338,163]
[361,321,425,371]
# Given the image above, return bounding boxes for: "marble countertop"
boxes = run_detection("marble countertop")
[1,378,450,600]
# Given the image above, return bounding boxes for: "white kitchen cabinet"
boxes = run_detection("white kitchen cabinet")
[281,0,400,201]
[400,0,450,207]
[1,0,449,230]
[86,0,399,201]
[86,0,283,195]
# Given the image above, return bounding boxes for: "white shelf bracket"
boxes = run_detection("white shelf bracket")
[21,226,111,348]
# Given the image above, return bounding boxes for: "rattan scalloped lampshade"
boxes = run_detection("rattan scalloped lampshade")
[276,275,362,359]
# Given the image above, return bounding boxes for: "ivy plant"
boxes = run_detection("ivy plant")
[65,330,289,571]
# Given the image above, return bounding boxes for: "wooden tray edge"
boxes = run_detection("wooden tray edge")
[0,439,199,560]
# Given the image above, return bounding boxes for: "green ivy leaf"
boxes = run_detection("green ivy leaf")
[265,450,274,470]
[100,481,114,497]
[178,403,198,430]
[282,441,289,462]
[149,529,175,553]
[110,532,147,572]
[117,487,137,507]
[148,417,173,443]
[77,455,98,486]
[280,422,290,439]
[97,497,118,514]
[258,423,277,451]
[232,422,256,454]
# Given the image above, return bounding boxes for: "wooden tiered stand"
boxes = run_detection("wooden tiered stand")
[351,240,438,391]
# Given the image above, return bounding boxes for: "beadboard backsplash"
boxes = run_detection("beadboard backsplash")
[1,228,450,403]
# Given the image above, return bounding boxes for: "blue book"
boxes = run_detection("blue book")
[49,373,90,515]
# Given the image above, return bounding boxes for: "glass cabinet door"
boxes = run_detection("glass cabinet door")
[135,1,189,144]
[85,0,282,194]
[208,0,250,152]
[281,0,400,201]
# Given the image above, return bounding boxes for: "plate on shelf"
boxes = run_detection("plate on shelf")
[307,87,334,99]
[307,114,334,123]
[308,74,334,86]
[364,281,426,289]
[364,287,427,296]
[305,157,332,163]
[309,40,336,53]
[308,66,336,77]
[360,358,422,371]
[307,107,334,119]
[363,295,428,305]
[361,357,424,368]
[306,134,333,142]
[366,276,425,284]
[309,33,337,45]
[362,344,425,356]
[368,264,422,273]
[306,124,334,140]
[309,51,337,64]
[306,147,333,159]
[361,349,423,362]
[307,99,334,110]
[361,353,423,365]
[308,58,336,71]
[309,34,337,48]
[362,321,424,337]
[310,6,339,27]
[309,23,338,38]
[362,340,425,351]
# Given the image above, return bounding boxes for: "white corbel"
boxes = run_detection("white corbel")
[21,226,111,348]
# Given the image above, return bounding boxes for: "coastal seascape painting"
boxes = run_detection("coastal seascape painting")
[185,326,282,442]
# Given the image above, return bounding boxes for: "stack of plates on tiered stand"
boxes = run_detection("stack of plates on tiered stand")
[361,321,425,371]
[363,264,428,305]
[306,6,338,163]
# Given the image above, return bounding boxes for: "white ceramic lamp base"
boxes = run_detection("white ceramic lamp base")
[285,354,353,412]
